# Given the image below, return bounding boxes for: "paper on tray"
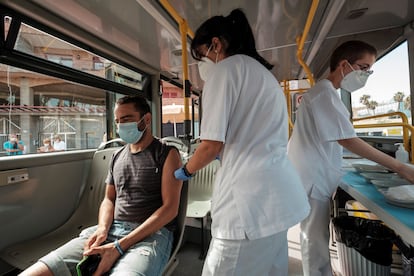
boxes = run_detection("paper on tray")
[385,185,414,203]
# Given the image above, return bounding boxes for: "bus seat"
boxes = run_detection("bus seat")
[160,136,189,154]
[186,160,220,259]
[0,147,117,270]
[97,138,126,150]
[162,180,188,276]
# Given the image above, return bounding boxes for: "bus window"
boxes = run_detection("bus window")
[351,41,411,137]
[12,22,147,91]
[0,64,108,156]
[1,14,152,156]
[161,80,199,139]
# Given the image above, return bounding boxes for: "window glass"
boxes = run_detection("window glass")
[161,81,199,139]
[13,22,146,90]
[0,64,109,156]
[352,42,411,136]
[1,16,153,156]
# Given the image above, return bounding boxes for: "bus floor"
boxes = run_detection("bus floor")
[173,223,404,276]
[172,223,327,276]
[1,224,403,275]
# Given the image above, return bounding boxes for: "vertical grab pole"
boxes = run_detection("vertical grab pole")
[179,19,192,142]
[159,0,194,149]
[296,0,319,86]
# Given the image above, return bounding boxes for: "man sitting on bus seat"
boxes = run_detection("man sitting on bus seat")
[20,95,183,276]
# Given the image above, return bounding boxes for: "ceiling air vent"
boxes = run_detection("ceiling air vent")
[346,8,368,20]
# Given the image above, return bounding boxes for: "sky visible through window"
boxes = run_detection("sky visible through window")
[352,41,410,106]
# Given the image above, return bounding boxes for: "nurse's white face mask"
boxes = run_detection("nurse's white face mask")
[198,57,215,81]
[340,61,372,93]
[198,44,217,81]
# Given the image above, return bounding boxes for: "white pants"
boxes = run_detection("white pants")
[202,230,288,276]
[300,197,333,276]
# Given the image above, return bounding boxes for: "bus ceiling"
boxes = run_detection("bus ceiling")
[0,0,413,87]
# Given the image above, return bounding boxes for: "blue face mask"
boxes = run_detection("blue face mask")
[117,117,146,144]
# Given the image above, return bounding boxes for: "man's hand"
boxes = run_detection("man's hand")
[84,242,121,276]
[84,226,108,251]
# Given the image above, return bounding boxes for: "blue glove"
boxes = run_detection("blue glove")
[174,164,194,181]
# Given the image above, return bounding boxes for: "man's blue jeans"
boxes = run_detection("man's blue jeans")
[40,220,173,275]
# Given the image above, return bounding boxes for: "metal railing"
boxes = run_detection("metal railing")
[353,112,413,163]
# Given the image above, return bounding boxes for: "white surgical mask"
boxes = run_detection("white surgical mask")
[340,62,371,92]
[197,44,217,81]
[198,57,215,81]
[117,117,146,144]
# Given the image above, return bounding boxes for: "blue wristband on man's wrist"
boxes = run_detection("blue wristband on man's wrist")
[114,239,124,256]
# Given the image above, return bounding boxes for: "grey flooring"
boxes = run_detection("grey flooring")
[171,241,305,276]
[172,223,404,276]
[172,224,307,276]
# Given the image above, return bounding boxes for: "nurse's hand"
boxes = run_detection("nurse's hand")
[397,163,414,184]
[174,165,194,181]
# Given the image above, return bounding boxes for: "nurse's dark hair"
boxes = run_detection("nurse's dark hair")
[116,95,151,116]
[330,40,377,72]
[191,9,273,70]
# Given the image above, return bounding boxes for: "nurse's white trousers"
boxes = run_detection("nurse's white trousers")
[300,197,333,276]
[202,230,288,276]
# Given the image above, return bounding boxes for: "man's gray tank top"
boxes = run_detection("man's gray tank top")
[105,138,177,231]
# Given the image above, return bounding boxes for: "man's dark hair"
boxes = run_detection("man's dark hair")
[116,95,151,116]
[330,40,377,72]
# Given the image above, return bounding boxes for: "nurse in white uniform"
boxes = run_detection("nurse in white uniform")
[288,40,414,276]
[174,9,310,276]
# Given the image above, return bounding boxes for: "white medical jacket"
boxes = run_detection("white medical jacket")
[288,79,357,200]
[201,55,310,240]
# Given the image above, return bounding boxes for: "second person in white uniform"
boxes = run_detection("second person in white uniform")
[288,40,414,276]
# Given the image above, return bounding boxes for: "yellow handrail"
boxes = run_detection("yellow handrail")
[296,0,319,86]
[282,80,308,136]
[159,0,194,39]
[353,112,410,152]
[291,0,318,134]
[353,122,414,164]
[282,80,294,136]
[159,0,194,135]
[353,111,409,123]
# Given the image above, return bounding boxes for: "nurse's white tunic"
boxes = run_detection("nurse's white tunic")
[288,79,357,200]
[201,54,310,240]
